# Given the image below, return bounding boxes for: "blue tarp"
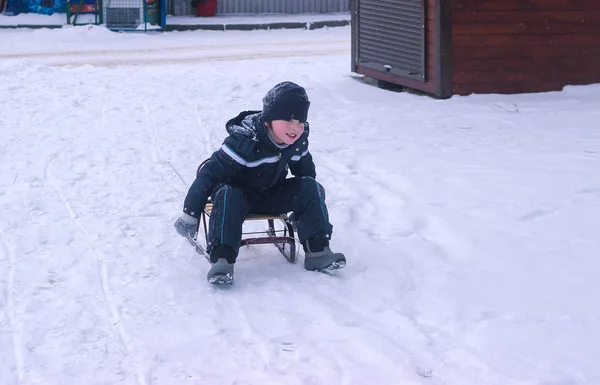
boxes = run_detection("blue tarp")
[21,0,66,14]
[4,0,22,15]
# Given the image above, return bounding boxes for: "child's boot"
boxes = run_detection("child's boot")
[304,247,346,272]
[303,232,346,272]
[207,258,234,284]
[207,245,236,284]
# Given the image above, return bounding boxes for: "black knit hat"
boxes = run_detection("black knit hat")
[262,81,310,123]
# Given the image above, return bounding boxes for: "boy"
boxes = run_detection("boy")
[174,81,346,284]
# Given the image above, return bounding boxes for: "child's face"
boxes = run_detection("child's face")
[267,120,305,145]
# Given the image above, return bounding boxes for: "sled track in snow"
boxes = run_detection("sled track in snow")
[0,237,24,384]
[130,88,161,163]
[56,47,348,67]
[0,39,347,60]
[44,145,148,385]
[1,40,349,67]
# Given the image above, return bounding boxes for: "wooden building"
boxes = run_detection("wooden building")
[351,0,600,98]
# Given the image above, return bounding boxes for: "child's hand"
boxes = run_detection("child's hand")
[174,213,199,238]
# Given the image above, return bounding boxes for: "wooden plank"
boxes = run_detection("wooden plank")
[426,2,435,19]
[426,0,436,23]
[351,0,358,72]
[452,80,591,95]
[419,0,437,78]
[452,0,596,11]
[453,82,553,95]
[426,65,436,79]
[453,22,600,35]
[452,10,600,24]
[436,0,453,98]
[453,69,599,84]
[453,34,600,47]
[204,202,289,221]
[454,57,600,72]
[452,44,600,59]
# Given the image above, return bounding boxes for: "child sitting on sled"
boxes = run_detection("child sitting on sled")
[174,81,346,284]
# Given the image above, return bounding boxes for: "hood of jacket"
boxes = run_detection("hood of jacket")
[225,110,268,143]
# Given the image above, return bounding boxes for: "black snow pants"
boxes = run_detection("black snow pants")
[206,176,333,263]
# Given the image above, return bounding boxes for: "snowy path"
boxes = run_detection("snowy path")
[1,26,600,385]
[0,28,348,67]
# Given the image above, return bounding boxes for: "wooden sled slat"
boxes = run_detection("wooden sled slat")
[204,202,289,222]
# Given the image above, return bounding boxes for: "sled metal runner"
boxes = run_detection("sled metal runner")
[189,160,298,263]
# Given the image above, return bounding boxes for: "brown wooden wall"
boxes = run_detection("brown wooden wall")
[354,0,444,97]
[451,0,600,95]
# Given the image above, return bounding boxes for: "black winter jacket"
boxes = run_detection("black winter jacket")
[183,111,316,218]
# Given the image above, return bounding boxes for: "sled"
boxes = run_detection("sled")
[186,160,298,263]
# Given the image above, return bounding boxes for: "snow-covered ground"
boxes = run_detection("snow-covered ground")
[1,25,599,385]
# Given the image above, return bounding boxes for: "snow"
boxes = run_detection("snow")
[1,25,600,385]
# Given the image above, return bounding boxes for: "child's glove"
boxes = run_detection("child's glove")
[174,213,199,238]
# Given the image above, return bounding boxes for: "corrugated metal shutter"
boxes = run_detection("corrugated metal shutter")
[218,0,349,14]
[357,0,425,81]
[169,0,349,16]
[169,0,192,15]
